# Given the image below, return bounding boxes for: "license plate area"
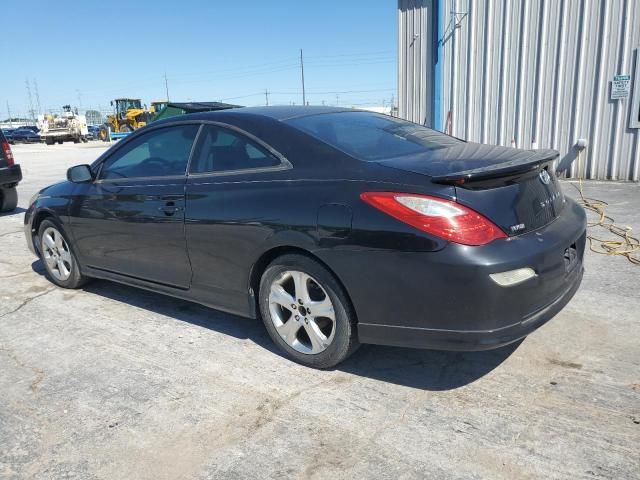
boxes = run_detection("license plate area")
[564,243,579,272]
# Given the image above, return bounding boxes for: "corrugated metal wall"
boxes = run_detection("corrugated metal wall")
[399,0,640,180]
[398,0,434,126]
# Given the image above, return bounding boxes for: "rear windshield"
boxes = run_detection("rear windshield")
[287,111,463,161]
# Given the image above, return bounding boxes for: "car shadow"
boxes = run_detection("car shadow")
[30,260,520,390]
[0,207,27,217]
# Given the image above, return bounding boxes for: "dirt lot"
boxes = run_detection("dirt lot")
[1,142,639,479]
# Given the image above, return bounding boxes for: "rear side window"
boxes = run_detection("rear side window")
[189,125,280,174]
[287,111,463,161]
[100,124,199,179]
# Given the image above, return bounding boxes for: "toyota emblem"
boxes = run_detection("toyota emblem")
[539,169,551,185]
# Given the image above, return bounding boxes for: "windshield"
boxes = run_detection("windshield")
[287,111,463,161]
[117,99,142,111]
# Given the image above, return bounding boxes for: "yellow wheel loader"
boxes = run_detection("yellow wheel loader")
[99,98,150,141]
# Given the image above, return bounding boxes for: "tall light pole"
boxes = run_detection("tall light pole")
[300,49,306,106]
[164,73,170,101]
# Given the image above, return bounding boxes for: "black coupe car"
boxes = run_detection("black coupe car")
[24,107,586,368]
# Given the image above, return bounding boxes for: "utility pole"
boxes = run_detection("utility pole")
[6,101,12,127]
[335,94,339,107]
[300,49,306,106]
[25,79,35,123]
[76,89,83,112]
[34,79,41,115]
[265,89,269,106]
[164,72,170,101]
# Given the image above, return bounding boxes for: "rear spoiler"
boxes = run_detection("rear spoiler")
[432,149,559,185]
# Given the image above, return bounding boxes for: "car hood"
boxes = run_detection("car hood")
[39,180,72,197]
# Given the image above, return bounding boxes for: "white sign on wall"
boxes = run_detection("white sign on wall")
[611,74,631,99]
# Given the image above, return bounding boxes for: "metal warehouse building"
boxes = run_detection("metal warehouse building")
[398,0,640,180]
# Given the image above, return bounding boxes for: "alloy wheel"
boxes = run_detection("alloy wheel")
[268,270,336,354]
[41,227,73,281]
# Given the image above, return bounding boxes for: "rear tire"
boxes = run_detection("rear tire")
[0,187,18,212]
[259,254,359,368]
[38,219,89,289]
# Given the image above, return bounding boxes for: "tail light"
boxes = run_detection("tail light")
[1,141,14,166]
[360,192,507,246]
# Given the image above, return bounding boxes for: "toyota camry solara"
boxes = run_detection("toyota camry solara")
[25,106,586,368]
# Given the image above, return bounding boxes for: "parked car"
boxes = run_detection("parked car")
[2,129,15,144]
[11,127,41,143]
[18,125,40,133]
[24,107,586,368]
[0,129,22,211]
[86,125,100,140]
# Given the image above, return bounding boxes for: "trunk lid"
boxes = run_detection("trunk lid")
[377,143,565,236]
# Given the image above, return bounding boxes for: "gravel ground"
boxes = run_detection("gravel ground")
[1,142,638,479]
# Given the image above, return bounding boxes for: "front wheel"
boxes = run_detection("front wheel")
[259,254,359,368]
[38,219,89,289]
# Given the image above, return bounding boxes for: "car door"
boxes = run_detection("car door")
[184,123,291,313]
[69,123,201,288]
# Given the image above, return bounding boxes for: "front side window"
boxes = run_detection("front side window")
[99,124,200,179]
[189,125,280,174]
[287,111,463,161]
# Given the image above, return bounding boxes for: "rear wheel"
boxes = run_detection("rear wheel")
[0,187,18,212]
[119,124,133,133]
[38,219,89,289]
[259,254,359,368]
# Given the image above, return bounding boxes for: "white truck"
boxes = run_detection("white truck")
[38,106,88,145]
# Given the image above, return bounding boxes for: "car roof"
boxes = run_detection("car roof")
[180,105,357,123]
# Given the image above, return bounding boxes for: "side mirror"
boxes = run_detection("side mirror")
[67,164,94,183]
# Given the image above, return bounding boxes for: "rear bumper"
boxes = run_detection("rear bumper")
[358,265,583,350]
[317,198,587,351]
[0,164,22,187]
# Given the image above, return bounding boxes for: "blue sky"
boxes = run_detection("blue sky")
[2,1,397,117]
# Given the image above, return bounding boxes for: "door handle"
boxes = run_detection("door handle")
[158,201,183,216]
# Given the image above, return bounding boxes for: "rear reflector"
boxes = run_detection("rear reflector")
[489,268,537,287]
[360,191,507,246]
[1,141,14,166]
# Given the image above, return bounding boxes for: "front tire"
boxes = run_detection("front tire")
[38,219,89,289]
[0,187,18,212]
[259,254,359,368]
